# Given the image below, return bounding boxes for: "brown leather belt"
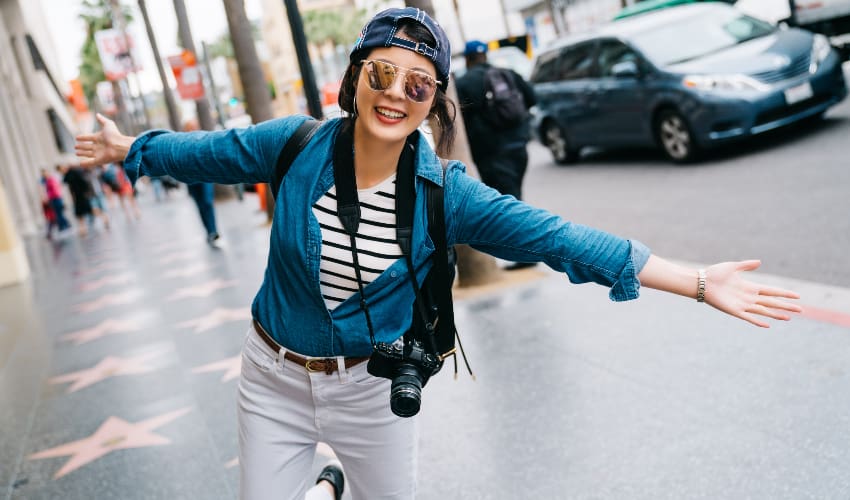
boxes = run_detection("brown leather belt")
[252,320,369,374]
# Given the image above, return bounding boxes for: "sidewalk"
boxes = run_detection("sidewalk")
[2,191,849,500]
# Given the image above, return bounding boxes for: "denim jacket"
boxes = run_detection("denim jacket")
[124,115,651,357]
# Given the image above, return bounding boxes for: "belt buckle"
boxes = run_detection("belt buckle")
[305,359,331,373]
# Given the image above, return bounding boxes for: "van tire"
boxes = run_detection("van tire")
[542,121,578,165]
[655,109,698,163]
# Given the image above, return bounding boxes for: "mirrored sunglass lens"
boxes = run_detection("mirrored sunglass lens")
[404,73,435,102]
[368,61,397,90]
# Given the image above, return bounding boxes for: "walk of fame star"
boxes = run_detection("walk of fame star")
[49,352,161,392]
[72,289,143,314]
[60,318,143,345]
[167,279,237,301]
[77,272,134,292]
[192,355,241,382]
[161,263,209,279]
[28,407,193,479]
[177,307,251,333]
[157,250,199,265]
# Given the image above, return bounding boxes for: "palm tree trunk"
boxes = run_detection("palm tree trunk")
[221,0,276,218]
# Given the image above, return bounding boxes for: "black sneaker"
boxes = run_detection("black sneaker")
[504,262,537,271]
[316,461,344,500]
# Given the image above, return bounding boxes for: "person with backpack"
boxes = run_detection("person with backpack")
[456,39,538,269]
[75,8,801,500]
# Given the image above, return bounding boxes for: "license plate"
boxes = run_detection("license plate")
[784,82,813,105]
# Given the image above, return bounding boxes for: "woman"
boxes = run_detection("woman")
[75,8,801,500]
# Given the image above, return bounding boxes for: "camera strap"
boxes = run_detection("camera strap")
[332,126,440,355]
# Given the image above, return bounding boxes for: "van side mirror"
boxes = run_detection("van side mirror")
[611,60,639,78]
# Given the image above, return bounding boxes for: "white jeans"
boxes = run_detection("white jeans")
[237,325,419,500]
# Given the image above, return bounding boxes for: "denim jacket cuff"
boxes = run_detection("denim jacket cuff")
[123,129,172,185]
[608,239,651,302]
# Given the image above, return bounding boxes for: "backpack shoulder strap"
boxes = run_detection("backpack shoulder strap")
[272,119,321,200]
[428,158,456,356]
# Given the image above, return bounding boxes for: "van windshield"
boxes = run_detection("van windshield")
[629,9,777,66]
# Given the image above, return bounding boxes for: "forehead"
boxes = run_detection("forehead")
[365,46,436,76]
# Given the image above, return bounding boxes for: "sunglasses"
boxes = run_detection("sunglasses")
[361,59,441,103]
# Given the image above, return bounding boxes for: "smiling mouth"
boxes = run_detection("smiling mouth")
[375,107,406,119]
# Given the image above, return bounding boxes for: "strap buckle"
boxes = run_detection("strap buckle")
[304,359,334,374]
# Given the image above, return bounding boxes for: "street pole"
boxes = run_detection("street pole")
[498,0,512,37]
[451,0,467,43]
[173,0,216,131]
[202,41,227,128]
[138,0,181,131]
[282,0,323,119]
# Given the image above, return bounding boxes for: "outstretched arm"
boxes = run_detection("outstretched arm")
[638,255,802,328]
[75,113,136,168]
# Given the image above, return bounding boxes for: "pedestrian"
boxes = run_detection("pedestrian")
[41,196,57,239]
[59,164,109,236]
[40,168,70,235]
[456,39,538,270]
[100,162,141,220]
[182,118,223,247]
[75,8,802,500]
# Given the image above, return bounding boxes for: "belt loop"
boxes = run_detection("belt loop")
[336,356,350,383]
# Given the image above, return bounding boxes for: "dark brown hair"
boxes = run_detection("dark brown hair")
[338,19,457,156]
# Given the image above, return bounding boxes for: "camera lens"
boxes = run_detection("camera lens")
[390,364,424,417]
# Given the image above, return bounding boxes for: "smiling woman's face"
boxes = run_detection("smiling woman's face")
[353,44,437,148]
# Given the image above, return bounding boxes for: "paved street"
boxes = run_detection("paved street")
[3,82,850,498]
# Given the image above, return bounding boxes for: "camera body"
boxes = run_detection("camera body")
[368,332,443,417]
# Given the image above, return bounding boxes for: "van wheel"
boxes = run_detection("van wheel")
[656,109,698,163]
[542,121,578,165]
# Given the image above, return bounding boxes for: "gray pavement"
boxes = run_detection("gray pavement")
[2,189,849,500]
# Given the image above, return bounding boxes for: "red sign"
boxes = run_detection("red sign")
[167,51,205,100]
[95,29,141,81]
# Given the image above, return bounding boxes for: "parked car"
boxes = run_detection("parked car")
[530,2,848,163]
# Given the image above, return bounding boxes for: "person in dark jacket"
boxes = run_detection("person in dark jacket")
[456,40,538,269]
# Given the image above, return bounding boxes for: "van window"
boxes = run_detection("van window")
[597,41,640,77]
[531,50,561,83]
[557,43,596,80]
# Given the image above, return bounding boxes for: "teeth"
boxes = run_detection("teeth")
[376,107,405,119]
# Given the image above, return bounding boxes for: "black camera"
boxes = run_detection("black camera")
[367,334,443,418]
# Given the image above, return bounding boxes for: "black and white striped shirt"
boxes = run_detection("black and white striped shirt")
[312,174,402,310]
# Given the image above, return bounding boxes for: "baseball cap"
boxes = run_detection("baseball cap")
[464,40,488,56]
[351,7,451,90]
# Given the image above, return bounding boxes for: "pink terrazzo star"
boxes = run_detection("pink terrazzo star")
[49,352,161,392]
[28,407,192,479]
[166,279,237,301]
[72,289,143,314]
[177,307,251,333]
[157,250,199,265]
[192,355,241,382]
[161,263,210,279]
[60,318,143,345]
[77,272,134,292]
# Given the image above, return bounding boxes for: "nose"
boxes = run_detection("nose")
[383,71,407,101]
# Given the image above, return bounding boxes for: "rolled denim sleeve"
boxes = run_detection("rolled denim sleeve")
[446,164,651,302]
[609,239,650,301]
[122,115,311,186]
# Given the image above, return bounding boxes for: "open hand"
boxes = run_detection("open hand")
[75,113,135,168]
[704,260,802,328]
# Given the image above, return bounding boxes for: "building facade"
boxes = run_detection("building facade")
[0,0,77,285]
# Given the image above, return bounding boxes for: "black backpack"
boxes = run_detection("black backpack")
[481,67,528,128]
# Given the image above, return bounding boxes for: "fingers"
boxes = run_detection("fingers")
[756,285,800,300]
[736,259,761,272]
[746,304,793,321]
[738,311,770,328]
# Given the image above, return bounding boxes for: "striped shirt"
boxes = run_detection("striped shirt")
[312,174,402,310]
